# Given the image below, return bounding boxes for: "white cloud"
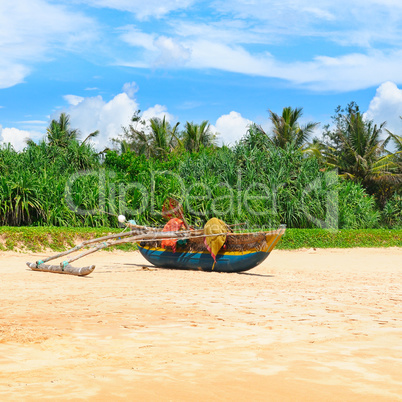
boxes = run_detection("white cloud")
[224,46,398,91]
[365,81,402,136]
[154,36,191,67]
[0,0,96,88]
[79,0,195,19]
[4,0,402,93]
[0,126,41,152]
[284,51,402,91]
[118,22,402,92]
[213,0,402,43]
[119,27,191,67]
[122,82,139,99]
[0,82,175,152]
[113,0,402,92]
[119,26,156,51]
[57,92,138,149]
[188,40,270,74]
[141,105,174,124]
[170,0,402,52]
[174,20,264,45]
[64,95,85,106]
[52,83,174,150]
[0,62,30,89]
[211,111,252,145]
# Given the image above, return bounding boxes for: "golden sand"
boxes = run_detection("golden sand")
[0,248,401,401]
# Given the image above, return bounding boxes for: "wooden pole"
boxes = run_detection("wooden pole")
[64,230,217,264]
[35,227,177,266]
[30,228,210,268]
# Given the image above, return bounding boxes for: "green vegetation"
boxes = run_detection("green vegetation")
[0,103,401,232]
[0,226,400,252]
[0,226,136,252]
[252,106,319,150]
[278,229,402,249]
[322,103,401,206]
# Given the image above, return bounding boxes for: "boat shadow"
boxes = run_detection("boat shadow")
[236,272,275,277]
[125,263,274,277]
[124,263,155,268]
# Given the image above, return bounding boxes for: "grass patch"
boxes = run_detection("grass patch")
[278,229,402,249]
[0,226,137,252]
[0,226,401,252]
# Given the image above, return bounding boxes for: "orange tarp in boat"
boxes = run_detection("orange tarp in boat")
[161,218,186,252]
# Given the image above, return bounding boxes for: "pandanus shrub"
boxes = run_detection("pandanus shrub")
[381,192,402,228]
[338,180,380,229]
[0,108,393,229]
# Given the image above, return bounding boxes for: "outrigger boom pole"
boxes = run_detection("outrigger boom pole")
[26,227,230,276]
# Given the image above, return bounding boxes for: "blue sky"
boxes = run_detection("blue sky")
[2,0,402,151]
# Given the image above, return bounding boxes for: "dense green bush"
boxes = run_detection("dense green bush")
[381,192,402,228]
[0,140,399,230]
[104,143,384,229]
[338,180,380,229]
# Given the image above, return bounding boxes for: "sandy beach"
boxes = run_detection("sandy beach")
[0,247,401,401]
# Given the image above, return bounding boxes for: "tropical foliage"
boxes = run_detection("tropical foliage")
[114,113,217,156]
[46,113,79,148]
[0,104,401,229]
[386,122,402,170]
[268,106,319,149]
[248,106,319,150]
[322,102,401,206]
[323,103,394,179]
[112,111,180,158]
[1,226,401,252]
[182,121,217,152]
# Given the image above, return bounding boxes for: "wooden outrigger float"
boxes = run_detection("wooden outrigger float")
[26,261,96,276]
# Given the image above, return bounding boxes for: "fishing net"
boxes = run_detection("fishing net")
[141,232,268,253]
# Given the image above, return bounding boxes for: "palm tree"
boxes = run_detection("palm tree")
[182,121,217,153]
[239,123,271,151]
[149,116,180,158]
[386,120,402,171]
[46,113,79,148]
[81,130,99,146]
[114,112,180,158]
[269,106,319,149]
[390,132,402,153]
[322,103,401,205]
[120,127,151,157]
[324,104,398,181]
[111,110,148,155]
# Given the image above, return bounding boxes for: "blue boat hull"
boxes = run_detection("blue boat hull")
[137,245,271,273]
[137,226,285,273]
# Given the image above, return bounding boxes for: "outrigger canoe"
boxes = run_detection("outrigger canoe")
[137,225,286,273]
[26,219,285,276]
